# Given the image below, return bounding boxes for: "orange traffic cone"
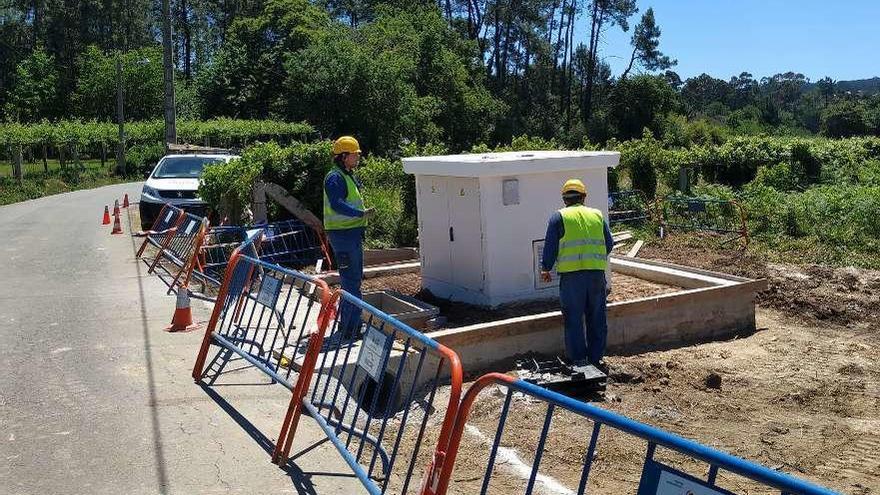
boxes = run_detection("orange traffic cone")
[166,290,200,332]
[102,205,111,225]
[113,199,120,217]
[122,193,130,208]
[111,211,123,234]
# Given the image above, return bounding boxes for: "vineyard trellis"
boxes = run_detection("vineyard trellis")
[0,118,316,180]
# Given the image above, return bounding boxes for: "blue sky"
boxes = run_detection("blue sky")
[594,0,880,82]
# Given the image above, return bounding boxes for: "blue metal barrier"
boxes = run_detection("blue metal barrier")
[149,210,207,278]
[256,219,325,269]
[191,246,334,461]
[428,373,838,495]
[274,289,464,495]
[191,226,250,291]
[135,203,186,266]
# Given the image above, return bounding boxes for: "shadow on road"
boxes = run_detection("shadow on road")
[198,382,358,495]
[129,218,171,494]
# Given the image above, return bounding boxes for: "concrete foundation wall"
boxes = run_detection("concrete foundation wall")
[424,259,768,376]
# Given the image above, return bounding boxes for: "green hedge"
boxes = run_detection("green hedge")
[198,134,880,264]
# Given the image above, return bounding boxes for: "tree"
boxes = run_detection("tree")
[619,8,675,80]
[196,0,331,119]
[3,48,59,122]
[817,77,835,106]
[728,72,757,109]
[284,5,502,152]
[582,0,637,126]
[821,99,868,138]
[681,74,731,115]
[607,74,676,140]
[73,46,164,121]
[662,70,682,91]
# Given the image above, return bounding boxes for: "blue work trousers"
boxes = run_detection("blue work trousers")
[558,270,608,365]
[327,228,365,337]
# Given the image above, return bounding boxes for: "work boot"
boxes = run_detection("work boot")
[594,360,610,375]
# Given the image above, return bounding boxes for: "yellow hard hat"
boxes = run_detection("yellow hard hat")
[561,179,586,195]
[332,136,361,155]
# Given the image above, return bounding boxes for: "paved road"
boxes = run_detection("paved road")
[0,183,365,494]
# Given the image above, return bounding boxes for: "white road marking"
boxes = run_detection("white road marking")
[464,424,575,495]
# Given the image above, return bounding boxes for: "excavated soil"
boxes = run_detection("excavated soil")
[638,233,880,328]
[361,272,681,328]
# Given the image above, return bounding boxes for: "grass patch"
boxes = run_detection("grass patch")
[0,158,107,178]
[0,167,134,206]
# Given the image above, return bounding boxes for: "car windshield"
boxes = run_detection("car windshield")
[152,156,223,179]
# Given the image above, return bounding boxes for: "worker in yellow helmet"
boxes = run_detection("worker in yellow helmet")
[324,136,373,338]
[540,179,614,370]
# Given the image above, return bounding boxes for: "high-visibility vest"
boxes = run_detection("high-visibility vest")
[556,205,607,272]
[323,168,366,230]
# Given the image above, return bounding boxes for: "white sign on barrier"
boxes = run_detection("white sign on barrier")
[655,470,730,495]
[184,220,196,235]
[165,210,174,222]
[357,326,390,382]
[257,275,282,307]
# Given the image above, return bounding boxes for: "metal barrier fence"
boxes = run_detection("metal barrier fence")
[146,210,209,287]
[174,219,326,301]
[135,203,187,269]
[256,219,332,269]
[608,190,650,226]
[275,289,463,495]
[427,373,836,495]
[191,246,332,458]
[659,196,749,248]
[186,226,252,297]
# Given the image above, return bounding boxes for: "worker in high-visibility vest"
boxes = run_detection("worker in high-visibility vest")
[324,136,373,337]
[540,179,614,369]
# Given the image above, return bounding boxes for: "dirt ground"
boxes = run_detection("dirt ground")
[638,233,880,330]
[437,235,880,494]
[361,271,681,327]
[443,308,879,494]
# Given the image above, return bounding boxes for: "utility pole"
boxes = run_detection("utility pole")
[116,53,126,175]
[162,0,177,148]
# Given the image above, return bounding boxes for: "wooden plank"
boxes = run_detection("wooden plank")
[626,240,644,258]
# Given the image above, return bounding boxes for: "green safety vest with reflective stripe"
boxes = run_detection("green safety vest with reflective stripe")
[323,168,366,230]
[556,205,607,273]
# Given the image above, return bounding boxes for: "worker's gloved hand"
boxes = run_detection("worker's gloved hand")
[605,271,613,296]
[540,271,552,283]
[363,207,376,219]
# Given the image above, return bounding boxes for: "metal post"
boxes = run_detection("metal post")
[13,145,23,183]
[116,54,126,176]
[162,0,177,148]
[678,166,691,195]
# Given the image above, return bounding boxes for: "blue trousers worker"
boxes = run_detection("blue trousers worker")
[541,180,615,366]
[324,136,371,338]
[327,228,364,336]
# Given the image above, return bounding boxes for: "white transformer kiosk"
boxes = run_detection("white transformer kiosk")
[402,150,620,307]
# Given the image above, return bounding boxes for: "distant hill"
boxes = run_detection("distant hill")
[830,77,880,95]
